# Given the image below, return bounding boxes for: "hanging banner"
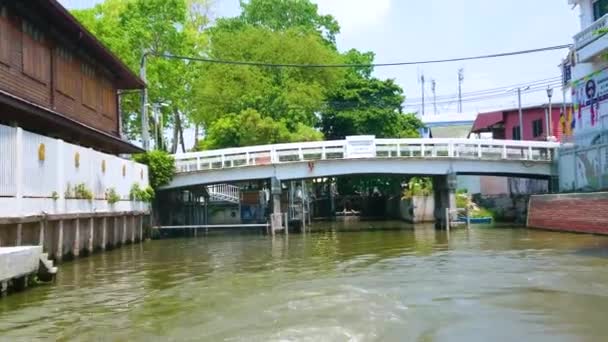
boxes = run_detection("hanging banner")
[571,68,608,132]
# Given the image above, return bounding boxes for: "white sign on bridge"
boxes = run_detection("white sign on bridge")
[345,136,376,159]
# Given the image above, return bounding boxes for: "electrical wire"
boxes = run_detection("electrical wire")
[150,44,572,68]
[405,76,562,102]
[404,81,563,107]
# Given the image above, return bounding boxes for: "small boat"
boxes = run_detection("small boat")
[458,217,493,224]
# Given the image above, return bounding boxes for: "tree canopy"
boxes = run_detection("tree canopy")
[72,0,422,153]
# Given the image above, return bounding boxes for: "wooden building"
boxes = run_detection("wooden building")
[0,0,144,154]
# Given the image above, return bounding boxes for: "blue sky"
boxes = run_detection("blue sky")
[61,0,580,114]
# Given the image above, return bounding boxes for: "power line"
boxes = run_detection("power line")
[403,81,563,107]
[405,76,561,102]
[151,44,572,68]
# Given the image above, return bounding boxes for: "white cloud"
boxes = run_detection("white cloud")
[313,0,392,34]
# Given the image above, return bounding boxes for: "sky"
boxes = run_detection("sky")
[60,0,580,116]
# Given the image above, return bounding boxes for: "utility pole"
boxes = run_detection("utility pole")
[547,87,554,140]
[420,73,425,116]
[458,68,464,113]
[518,88,523,140]
[140,51,150,151]
[432,79,437,115]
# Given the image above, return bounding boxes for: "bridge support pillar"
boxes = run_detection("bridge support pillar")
[270,178,283,234]
[433,174,457,229]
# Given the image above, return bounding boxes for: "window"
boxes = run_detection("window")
[532,119,543,138]
[594,0,608,21]
[0,6,11,65]
[99,77,115,118]
[512,126,521,140]
[22,20,50,83]
[0,6,10,64]
[55,47,77,98]
[81,63,97,110]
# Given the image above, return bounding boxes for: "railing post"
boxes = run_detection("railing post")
[298,148,304,161]
[396,144,401,157]
[502,144,507,159]
[477,143,482,158]
[246,152,250,166]
[221,154,226,168]
[196,157,201,171]
[528,146,533,160]
[421,144,425,157]
[322,146,326,160]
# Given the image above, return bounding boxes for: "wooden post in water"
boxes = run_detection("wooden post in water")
[445,208,451,232]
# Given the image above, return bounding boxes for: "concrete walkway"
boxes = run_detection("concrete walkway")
[0,246,57,295]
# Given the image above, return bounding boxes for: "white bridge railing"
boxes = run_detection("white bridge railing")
[174,138,560,173]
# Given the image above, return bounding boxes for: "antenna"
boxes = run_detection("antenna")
[458,68,464,113]
[420,73,425,116]
[431,79,437,115]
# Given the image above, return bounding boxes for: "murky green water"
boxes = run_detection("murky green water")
[2,221,608,341]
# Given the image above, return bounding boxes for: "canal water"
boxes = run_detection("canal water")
[2,221,608,341]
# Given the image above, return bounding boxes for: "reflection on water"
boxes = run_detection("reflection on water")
[1,221,608,341]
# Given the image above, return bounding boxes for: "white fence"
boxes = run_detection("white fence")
[207,184,240,204]
[574,12,608,50]
[174,138,560,173]
[0,124,149,217]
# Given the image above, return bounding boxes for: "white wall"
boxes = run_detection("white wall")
[0,124,150,218]
[579,0,595,29]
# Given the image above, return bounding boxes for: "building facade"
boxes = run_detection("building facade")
[560,0,608,191]
[0,0,144,154]
[0,1,150,261]
[471,105,564,142]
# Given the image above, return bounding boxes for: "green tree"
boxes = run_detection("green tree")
[237,0,340,44]
[199,109,322,150]
[320,50,423,139]
[191,25,342,146]
[72,0,211,151]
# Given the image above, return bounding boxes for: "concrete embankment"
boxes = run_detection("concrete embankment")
[528,192,608,234]
[0,212,149,262]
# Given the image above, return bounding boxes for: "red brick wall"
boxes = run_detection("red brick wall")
[528,193,608,234]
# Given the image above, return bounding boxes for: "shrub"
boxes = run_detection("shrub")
[133,150,175,190]
[65,183,93,201]
[129,183,155,203]
[402,177,433,199]
[106,188,121,204]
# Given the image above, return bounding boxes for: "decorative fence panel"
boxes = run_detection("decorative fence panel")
[0,125,17,197]
[21,130,59,198]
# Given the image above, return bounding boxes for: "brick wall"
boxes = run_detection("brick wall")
[528,192,608,234]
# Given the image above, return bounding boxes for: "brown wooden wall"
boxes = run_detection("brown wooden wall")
[0,6,119,136]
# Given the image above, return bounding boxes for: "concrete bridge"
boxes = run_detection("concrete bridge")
[168,137,559,187]
[163,136,559,232]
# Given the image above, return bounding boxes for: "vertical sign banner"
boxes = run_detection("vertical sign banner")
[571,68,608,133]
